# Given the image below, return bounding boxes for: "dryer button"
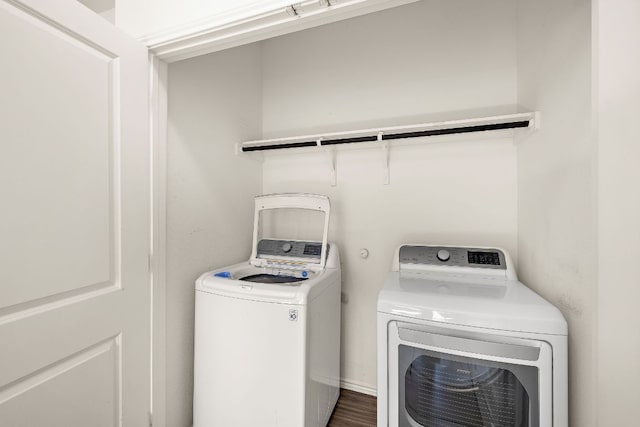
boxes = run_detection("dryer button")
[437,250,450,262]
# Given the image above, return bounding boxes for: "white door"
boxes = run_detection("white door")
[0,1,150,426]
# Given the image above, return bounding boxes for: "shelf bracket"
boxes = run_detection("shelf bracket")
[379,132,390,185]
[321,138,337,186]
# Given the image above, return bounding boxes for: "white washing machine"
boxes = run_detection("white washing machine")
[377,245,568,427]
[193,193,341,427]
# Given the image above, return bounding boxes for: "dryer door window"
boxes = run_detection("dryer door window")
[399,345,539,427]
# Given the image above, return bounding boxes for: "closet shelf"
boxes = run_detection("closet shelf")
[238,112,539,153]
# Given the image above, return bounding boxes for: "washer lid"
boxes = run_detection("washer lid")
[378,272,567,335]
[250,193,330,272]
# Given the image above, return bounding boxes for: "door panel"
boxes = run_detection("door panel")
[0,338,119,427]
[0,1,114,307]
[0,1,150,426]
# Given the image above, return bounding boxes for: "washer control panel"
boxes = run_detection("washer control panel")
[257,239,328,260]
[399,245,506,270]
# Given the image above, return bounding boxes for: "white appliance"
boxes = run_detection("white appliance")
[193,193,341,427]
[377,245,568,427]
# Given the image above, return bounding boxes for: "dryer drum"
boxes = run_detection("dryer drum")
[405,355,530,427]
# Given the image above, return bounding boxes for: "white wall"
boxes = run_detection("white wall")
[516,1,596,426]
[77,0,113,14]
[261,0,519,393]
[595,0,640,424]
[165,44,263,427]
[76,0,115,23]
[99,8,115,24]
[262,1,517,138]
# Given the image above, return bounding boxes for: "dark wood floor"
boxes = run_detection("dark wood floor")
[328,389,377,427]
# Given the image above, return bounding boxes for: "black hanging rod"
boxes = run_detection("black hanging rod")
[241,119,531,152]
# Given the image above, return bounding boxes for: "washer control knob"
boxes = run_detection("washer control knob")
[437,249,450,262]
[281,242,293,253]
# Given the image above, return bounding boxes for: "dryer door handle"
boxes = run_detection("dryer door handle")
[398,327,541,362]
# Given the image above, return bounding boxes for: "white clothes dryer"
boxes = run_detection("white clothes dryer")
[377,245,568,427]
[193,193,341,427]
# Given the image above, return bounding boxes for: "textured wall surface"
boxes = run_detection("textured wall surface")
[516,1,596,425]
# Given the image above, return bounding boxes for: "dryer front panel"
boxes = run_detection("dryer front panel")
[399,346,536,426]
[387,321,553,427]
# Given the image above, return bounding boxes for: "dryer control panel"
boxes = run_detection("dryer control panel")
[399,245,506,270]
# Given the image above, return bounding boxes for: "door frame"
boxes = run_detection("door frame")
[149,54,169,427]
[144,0,418,63]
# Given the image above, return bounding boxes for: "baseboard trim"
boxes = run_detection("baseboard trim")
[340,379,377,397]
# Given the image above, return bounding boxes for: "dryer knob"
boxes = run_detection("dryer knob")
[281,242,293,253]
[437,249,450,262]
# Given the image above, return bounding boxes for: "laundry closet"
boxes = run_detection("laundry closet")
[4,0,639,425]
[153,1,595,426]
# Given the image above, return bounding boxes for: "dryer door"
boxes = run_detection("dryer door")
[388,322,553,427]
